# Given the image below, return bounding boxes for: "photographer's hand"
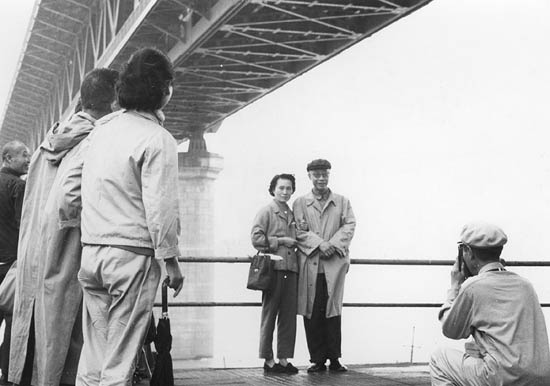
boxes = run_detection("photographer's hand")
[451,257,466,290]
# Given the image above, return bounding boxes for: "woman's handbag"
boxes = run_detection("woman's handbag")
[246,234,274,291]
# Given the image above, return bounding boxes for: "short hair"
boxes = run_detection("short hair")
[117,48,174,111]
[470,246,503,262]
[2,140,26,162]
[268,174,296,197]
[80,68,119,111]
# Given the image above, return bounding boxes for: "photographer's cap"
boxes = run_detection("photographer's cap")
[459,221,508,248]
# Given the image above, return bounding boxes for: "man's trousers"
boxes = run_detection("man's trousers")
[259,270,297,360]
[430,347,502,386]
[76,245,160,386]
[303,273,341,364]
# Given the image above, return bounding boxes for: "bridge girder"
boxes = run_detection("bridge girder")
[1,0,432,148]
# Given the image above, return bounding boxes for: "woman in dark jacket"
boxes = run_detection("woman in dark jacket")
[251,173,299,374]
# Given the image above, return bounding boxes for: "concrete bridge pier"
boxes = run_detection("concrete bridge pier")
[171,131,223,360]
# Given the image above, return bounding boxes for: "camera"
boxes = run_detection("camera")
[457,243,473,279]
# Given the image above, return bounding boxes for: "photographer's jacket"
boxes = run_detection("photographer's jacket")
[440,262,550,385]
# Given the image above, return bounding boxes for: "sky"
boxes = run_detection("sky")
[2,0,550,367]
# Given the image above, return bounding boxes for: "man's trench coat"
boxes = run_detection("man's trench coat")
[9,112,95,386]
[292,191,356,319]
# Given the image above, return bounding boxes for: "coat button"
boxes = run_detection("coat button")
[313,262,317,265]
[287,252,291,255]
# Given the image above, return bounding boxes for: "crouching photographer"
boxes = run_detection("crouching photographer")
[430,222,550,386]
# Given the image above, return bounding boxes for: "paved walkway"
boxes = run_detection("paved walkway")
[168,364,431,385]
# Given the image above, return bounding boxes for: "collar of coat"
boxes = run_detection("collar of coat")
[0,166,24,178]
[269,199,291,220]
[41,111,96,166]
[126,109,166,126]
[305,189,335,210]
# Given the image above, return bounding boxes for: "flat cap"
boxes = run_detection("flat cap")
[459,221,508,248]
[307,159,332,171]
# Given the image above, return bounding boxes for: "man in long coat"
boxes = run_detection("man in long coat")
[293,159,356,373]
[9,68,118,386]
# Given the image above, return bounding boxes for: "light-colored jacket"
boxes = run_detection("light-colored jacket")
[10,112,95,386]
[293,190,355,318]
[440,262,550,386]
[81,110,180,260]
[251,200,298,272]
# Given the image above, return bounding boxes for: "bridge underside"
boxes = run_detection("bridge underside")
[0,0,431,147]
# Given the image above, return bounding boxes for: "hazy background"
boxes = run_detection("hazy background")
[2,0,550,367]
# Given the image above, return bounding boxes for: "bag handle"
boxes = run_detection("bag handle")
[162,276,169,318]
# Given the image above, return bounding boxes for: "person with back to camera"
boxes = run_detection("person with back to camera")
[75,47,184,386]
[8,68,118,386]
[251,173,300,374]
[430,221,550,386]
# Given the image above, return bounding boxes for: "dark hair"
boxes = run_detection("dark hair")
[117,48,174,111]
[471,246,503,262]
[268,174,296,196]
[80,68,119,111]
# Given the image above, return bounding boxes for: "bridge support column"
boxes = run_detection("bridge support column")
[171,131,223,360]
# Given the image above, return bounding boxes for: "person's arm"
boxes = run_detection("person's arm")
[57,140,88,228]
[328,198,356,257]
[12,180,26,229]
[142,132,183,295]
[292,199,324,256]
[439,260,472,339]
[251,208,277,252]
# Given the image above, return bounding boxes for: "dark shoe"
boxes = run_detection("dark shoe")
[329,359,348,372]
[307,362,327,373]
[0,375,12,386]
[264,363,282,374]
[279,362,299,374]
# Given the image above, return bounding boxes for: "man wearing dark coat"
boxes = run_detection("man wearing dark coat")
[0,140,30,385]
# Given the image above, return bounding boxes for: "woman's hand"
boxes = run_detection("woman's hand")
[279,237,297,247]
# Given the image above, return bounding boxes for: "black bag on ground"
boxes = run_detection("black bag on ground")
[246,234,274,291]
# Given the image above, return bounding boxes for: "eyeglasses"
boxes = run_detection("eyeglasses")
[310,171,330,178]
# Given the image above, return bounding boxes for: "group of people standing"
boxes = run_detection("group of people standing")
[0,47,183,386]
[1,42,550,386]
[251,159,356,374]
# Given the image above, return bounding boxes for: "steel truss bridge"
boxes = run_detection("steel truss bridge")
[0,0,431,148]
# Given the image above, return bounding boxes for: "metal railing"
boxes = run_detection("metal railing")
[152,257,550,308]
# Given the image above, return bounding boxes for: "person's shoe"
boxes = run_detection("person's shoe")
[307,362,327,373]
[329,359,348,372]
[0,375,12,386]
[264,362,281,374]
[279,362,299,374]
